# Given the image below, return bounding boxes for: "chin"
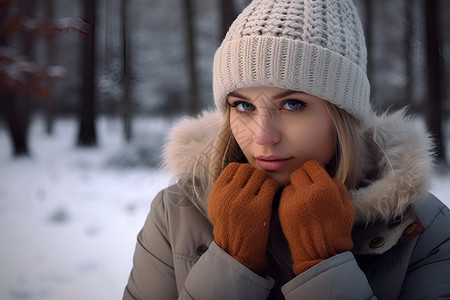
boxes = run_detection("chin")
[267,173,290,187]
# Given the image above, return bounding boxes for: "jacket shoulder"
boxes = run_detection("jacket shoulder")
[144,184,214,293]
[149,184,213,248]
[124,188,179,300]
[151,183,198,212]
[415,193,449,228]
[136,184,210,264]
[395,194,450,298]
[409,193,450,266]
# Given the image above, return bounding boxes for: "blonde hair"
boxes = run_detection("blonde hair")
[324,101,365,189]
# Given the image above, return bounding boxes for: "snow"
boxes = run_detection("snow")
[0,117,174,300]
[0,116,449,300]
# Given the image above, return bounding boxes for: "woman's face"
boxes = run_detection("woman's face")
[228,86,336,186]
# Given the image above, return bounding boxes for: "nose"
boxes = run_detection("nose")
[252,114,281,145]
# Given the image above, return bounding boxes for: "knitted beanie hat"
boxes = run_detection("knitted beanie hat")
[213,0,371,122]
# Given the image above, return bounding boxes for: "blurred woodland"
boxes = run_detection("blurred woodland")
[0,0,449,165]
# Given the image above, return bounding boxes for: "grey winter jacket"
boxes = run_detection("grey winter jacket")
[123,110,450,299]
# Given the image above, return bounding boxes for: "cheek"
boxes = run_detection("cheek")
[292,119,336,164]
[230,115,253,154]
[318,125,336,162]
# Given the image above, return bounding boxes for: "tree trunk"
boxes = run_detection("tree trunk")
[1,93,29,156]
[121,0,132,142]
[363,0,374,103]
[45,0,55,135]
[1,0,37,156]
[20,0,35,134]
[77,0,97,147]
[424,0,446,163]
[220,0,237,39]
[182,0,199,115]
[105,0,113,70]
[0,5,24,156]
[404,0,413,110]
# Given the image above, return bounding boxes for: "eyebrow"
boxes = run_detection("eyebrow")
[274,90,305,99]
[227,90,304,101]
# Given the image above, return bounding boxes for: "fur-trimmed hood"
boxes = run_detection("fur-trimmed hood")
[163,109,434,236]
[350,111,433,225]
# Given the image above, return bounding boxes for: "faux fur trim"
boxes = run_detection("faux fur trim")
[163,110,223,179]
[163,109,434,226]
[351,109,434,225]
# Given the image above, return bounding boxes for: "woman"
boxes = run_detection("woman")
[123,0,450,299]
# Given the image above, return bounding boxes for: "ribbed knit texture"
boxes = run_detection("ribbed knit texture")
[213,0,371,122]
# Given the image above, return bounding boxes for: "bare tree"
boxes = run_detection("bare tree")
[0,0,37,156]
[182,0,199,115]
[403,0,413,110]
[1,91,29,156]
[44,0,55,135]
[363,0,374,104]
[18,0,36,136]
[220,0,237,39]
[121,0,132,141]
[77,0,97,146]
[1,0,85,155]
[424,0,446,164]
[104,0,113,71]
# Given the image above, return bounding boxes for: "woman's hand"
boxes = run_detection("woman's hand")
[207,163,279,274]
[279,160,354,275]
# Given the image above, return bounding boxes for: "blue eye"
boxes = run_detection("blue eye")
[231,101,254,112]
[282,100,305,111]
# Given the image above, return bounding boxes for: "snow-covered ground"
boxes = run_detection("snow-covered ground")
[0,116,174,300]
[0,116,449,300]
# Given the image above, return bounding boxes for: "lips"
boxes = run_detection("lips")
[255,155,293,171]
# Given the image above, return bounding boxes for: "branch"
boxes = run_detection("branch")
[0,46,66,100]
[0,15,88,37]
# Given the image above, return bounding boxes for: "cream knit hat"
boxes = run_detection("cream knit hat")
[213,0,371,122]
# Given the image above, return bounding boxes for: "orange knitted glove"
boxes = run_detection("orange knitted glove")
[279,160,354,275]
[207,163,279,274]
